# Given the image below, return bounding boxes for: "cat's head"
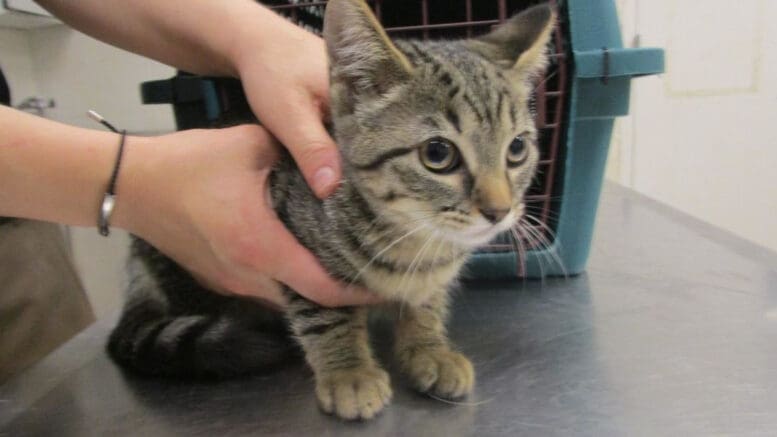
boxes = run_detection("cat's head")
[324,0,555,248]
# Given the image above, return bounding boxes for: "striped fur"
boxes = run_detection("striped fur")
[108,0,555,420]
[107,239,295,378]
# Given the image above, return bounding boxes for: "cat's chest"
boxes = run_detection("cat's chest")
[362,263,464,306]
[351,235,469,306]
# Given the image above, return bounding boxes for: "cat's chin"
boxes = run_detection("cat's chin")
[446,215,518,249]
[450,231,499,249]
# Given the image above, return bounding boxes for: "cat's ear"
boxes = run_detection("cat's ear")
[323,0,414,98]
[466,4,556,81]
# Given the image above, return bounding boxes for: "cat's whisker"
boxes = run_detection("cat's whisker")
[523,204,561,221]
[513,226,533,279]
[508,227,528,280]
[520,218,567,279]
[397,225,440,318]
[355,214,437,254]
[428,229,448,271]
[346,222,431,289]
[521,223,552,267]
[426,393,495,406]
[533,68,559,94]
[352,215,386,244]
[514,220,535,249]
[523,215,568,277]
[516,221,546,285]
[520,215,560,230]
[523,213,559,239]
[518,218,544,247]
[349,212,443,288]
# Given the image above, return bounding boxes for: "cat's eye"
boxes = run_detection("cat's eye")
[419,138,460,173]
[507,135,530,167]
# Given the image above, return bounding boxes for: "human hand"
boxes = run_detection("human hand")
[30,1,338,196]
[231,6,339,199]
[114,125,377,308]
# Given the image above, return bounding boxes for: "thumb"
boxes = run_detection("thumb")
[257,90,341,199]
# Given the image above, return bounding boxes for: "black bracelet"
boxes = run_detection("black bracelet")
[98,130,127,236]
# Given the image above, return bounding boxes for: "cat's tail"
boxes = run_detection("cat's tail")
[107,298,296,378]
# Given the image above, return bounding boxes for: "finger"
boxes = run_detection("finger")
[281,263,381,308]
[226,124,282,163]
[231,275,289,309]
[277,247,381,307]
[266,223,381,307]
[192,266,288,308]
[256,90,342,199]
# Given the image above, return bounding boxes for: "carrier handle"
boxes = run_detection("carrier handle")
[574,47,664,80]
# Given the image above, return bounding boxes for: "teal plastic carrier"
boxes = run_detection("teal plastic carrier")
[140,0,664,279]
[468,0,664,278]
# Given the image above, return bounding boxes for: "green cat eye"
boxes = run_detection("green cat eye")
[507,134,530,167]
[419,138,461,173]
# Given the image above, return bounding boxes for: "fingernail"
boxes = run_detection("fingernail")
[313,166,336,194]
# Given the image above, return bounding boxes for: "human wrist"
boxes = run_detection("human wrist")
[109,135,158,236]
[229,3,323,81]
[0,107,128,227]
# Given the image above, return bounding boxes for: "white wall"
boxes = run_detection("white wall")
[28,26,175,132]
[0,28,40,104]
[610,0,777,253]
[1,25,176,317]
[26,27,177,318]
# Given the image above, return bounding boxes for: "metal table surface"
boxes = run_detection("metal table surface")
[2,184,777,436]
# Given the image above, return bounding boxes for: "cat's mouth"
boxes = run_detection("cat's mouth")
[434,204,524,248]
[441,209,520,248]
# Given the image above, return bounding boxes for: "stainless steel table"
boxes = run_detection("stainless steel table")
[2,184,777,436]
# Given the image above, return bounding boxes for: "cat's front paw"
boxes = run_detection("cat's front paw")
[315,366,392,420]
[399,347,474,399]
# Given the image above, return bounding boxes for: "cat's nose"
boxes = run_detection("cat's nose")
[479,207,510,224]
[473,173,512,225]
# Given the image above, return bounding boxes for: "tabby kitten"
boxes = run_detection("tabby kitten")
[108,0,555,421]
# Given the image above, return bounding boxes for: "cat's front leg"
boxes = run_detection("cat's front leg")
[395,292,475,399]
[286,296,391,420]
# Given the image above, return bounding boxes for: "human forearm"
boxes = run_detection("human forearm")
[33,0,294,78]
[0,106,132,227]
[0,106,376,306]
[35,0,343,199]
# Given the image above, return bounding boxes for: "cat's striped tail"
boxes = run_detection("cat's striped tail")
[107,298,295,378]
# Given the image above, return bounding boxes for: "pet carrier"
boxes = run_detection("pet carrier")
[140,0,663,278]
